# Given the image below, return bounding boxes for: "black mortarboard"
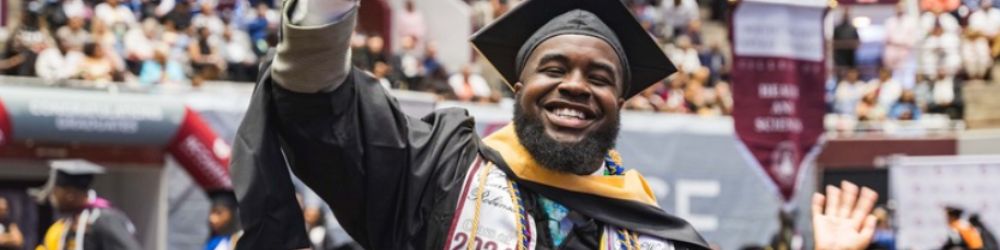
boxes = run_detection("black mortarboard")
[471,0,674,99]
[31,160,105,202]
[51,160,104,190]
[208,190,238,209]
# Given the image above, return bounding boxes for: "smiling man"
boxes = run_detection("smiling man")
[231,0,878,249]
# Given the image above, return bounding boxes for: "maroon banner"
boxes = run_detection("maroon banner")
[167,107,232,190]
[730,1,827,201]
[0,97,10,147]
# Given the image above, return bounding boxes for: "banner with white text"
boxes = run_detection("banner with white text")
[730,1,828,201]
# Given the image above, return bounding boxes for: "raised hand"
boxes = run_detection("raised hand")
[811,181,879,250]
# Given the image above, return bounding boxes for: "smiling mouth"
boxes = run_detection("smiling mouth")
[543,105,595,129]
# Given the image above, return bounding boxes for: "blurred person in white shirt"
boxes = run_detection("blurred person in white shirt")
[967,0,1000,39]
[222,26,258,82]
[124,18,160,75]
[667,35,703,74]
[961,28,992,80]
[883,5,920,72]
[192,2,226,37]
[55,16,90,53]
[659,0,699,39]
[920,5,961,36]
[448,64,494,103]
[35,38,83,81]
[921,23,962,78]
[835,68,871,115]
[867,68,903,112]
[94,0,137,27]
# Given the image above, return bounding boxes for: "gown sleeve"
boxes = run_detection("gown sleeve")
[90,209,142,250]
[231,1,480,250]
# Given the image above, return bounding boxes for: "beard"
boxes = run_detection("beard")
[513,94,621,175]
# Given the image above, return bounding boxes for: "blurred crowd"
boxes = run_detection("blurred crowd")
[830,0,1000,124]
[2,0,993,121]
[0,0,279,88]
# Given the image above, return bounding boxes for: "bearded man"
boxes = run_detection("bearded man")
[231,0,880,249]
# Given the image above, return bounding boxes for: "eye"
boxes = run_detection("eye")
[540,67,565,77]
[589,74,611,86]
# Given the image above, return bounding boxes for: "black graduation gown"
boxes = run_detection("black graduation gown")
[231,60,709,249]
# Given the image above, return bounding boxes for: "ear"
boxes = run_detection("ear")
[513,82,524,94]
[617,97,626,109]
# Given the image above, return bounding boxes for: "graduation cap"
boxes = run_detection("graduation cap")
[31,160,105,202]
[51,160,104,189]
[207,190,238,210]
[471,0,675,99]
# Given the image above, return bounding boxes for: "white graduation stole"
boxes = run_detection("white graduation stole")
[444,157,675,250]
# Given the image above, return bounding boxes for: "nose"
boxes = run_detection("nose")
[557,70,591,101]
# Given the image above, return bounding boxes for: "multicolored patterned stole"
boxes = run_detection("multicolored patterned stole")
[444,156,675,250]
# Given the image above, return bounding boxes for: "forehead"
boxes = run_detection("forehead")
[527,34,621,70]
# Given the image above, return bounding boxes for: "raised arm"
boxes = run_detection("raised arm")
[232,1,479,249]
[271,0,358,93]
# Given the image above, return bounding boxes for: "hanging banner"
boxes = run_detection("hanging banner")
[0,84,232,190]
[0,97,10,147]
[730,1,828,200]
[167,107,233,190]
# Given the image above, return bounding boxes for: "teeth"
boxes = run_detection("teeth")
[553,108,586,119]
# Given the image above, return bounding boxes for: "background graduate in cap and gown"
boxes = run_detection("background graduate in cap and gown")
[230,0,880,249]
[34,160,141,250]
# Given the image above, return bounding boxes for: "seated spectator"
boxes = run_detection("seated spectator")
[834,68,869,115]
[205,191,242,250]
[967,0,1000,40]
[192,2,226,36]
[78,43,115,84]
[928,70,960,117]
[245,2,278,56]
[392,35,423,90]
[920,5,961,35]
[961,27,992,80]
[625,83,668,112]
[55,16,89,51]
[35,38,83,81]
[0,196,23,250]
[856,91,886,121]
[714,82,734,115]
[188,27,224,86]
[422,41,444,79]
[448,65,493,103]
[868,67,903,111]
[2,13,51,76]
[139,46,186,86]
[94,0,137,28]
[889,90,922,120]
[701,43,727,86]
[662,73,689,113]
[372,60,393,90]
[303,205,335,250]
[350,31,370,70]
[921,23,962,78]
[124,18,159,75]
[682,20,703,48]
[221,26,257,82]
[361,35,387,72]
[659,0,699,39]
[667,35,703,74]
